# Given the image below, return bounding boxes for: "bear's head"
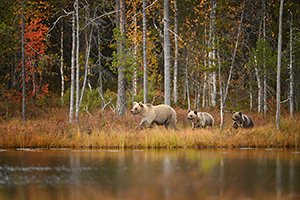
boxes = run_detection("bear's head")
[187,110,198,120]
[232,111,243,122]
[130,102,144,115]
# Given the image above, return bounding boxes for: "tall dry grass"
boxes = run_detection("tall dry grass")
[0,107,299,148]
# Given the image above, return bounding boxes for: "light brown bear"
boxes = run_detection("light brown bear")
[231,111,254,129]
[187,110,214,129]
[130,102,177,130]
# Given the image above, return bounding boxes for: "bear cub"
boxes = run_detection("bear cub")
[187,110,214,129]
[231,111,254,129]
[130,102,177,130]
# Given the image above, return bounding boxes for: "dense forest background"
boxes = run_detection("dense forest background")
[0,0,300,122]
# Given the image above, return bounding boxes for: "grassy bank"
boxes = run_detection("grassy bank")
[1,108,299,148]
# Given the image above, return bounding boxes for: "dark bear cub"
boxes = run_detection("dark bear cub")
[232,111,254,129]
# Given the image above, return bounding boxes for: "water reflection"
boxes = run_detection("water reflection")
[0,148,299,200]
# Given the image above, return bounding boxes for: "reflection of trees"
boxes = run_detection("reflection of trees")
[1,149,299,200]
[276,154,282,199]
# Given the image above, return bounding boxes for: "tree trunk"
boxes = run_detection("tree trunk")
[289,11,294,119]
[202,10,208,108]
[32,64,36,98]
[202,74,207,107]
[263,0,267,116]
[21,0,26,122]
[116,0,127,116]
[97,25,104,109]
[132,1,137,106]
[276,0,284,129]
[75,0,80,121]
[60,22,64,105]
[249,69,253,113]
[69,12,76,123]
[164,0,170,106]
[173,0,178,106]
[223,0,245,106]
[79,24,93,107]
[209,0,216,107]
[218,38,223,132]
[185,46,190,110]
[143,0,148,104]
[255,65,262,113]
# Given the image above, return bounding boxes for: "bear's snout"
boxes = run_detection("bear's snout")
[187,115,193,120]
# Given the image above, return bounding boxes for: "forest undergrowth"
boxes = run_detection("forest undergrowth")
[1,103,299,149]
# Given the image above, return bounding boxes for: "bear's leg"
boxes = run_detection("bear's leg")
[149,121,159,128]
[139,119,152,130]
[232,121,238,129]
[192,122,195,129]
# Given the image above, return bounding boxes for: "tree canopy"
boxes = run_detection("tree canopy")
[1,0,300,118]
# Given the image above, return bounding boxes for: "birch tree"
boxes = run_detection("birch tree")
[69,11,75,123]
[60,21,64,105]
[116,0,127,116]
[21,0,26,122]
[289,11,294,119]
[143,0,148,104]
[75,0,80,121]
[263,0,267,115]
[173,0,178,106]
[276,0,284,129]
[218,38,223,131]
[223,0,245,106]
[208,0,217,107]
[79,18,94,107]
[164,0,170,106]
[132,1,138,105]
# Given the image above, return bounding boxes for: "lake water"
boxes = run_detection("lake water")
[0,148,299,200]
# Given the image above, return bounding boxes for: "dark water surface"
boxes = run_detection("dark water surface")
[0,148,299,200]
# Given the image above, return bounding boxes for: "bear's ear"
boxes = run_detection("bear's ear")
[138,102,144,107]
[194,111,197,115]
[133,102,138,105]
[238,112,242,115]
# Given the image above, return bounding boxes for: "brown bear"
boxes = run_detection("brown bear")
[187,110,214,129]
[130,102,177,130]
[231,111,254,129]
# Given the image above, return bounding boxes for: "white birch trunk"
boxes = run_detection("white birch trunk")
[185,53,190,110]
[164,0,171,106]
[209,0,217,107]
[173,0,178,106]
[143,0,148,104]
[21,0,27,121]
[97,26,104,109]
[202,74,207,107]
[75,0,80,121]
[255,65,262,113]
[79,24,93,106]
[116,0,127,116]
[69,12,75,123]
[289,11,294,119]
[202,9,207,108]
[132,1,137,105]
[276,0,284,129]
[218,38,223,131]
[263,0,267,115]
[60,23,64,105]
[223,1,245,106]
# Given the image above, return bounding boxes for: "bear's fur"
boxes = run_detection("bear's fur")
[231,111,254,129]
[187,110,214,129]
[130,102,177,130]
